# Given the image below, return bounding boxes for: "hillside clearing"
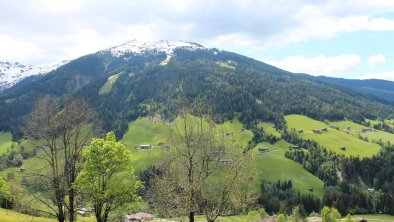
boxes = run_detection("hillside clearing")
[98,71,123,95]
[285,115,381,157]
[0,131,16,155]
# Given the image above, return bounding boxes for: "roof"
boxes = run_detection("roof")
[126,212,154,220]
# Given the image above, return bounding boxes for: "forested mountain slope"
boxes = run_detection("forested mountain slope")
[1,40,393,138]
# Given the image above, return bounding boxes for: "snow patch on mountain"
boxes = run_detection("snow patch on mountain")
[104,40,205,58]
[0,60,69,91]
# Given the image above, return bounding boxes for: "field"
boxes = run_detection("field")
[121,117,324,197]
[285,115,381,157]
[98,71,123,95]
[253,140,324,197]
[0,131,16,155]
[331,120,394,144]
[0,208,95,222]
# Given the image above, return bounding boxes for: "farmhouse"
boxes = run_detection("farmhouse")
[125,212,154,222]
[218,159,233,165]
[225,132,234,136]
[259,147,270,153]
[312,129,321,134]
[139,144,152,150]
[362,128,375,133]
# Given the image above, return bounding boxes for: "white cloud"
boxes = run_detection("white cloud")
[359,71,394,81]
[367,54,386,66]
[261,54,362,76]
[0,34,42,63]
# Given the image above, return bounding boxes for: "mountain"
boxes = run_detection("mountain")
[0,60,69,92]
[313,76,394,103]
[1,40,394,139]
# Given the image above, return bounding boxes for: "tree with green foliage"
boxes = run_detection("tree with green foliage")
[321,206,341,222]
[345,214,353,222]
[277,213,287,222]
[149,101,255,222]
[75,131,142,222]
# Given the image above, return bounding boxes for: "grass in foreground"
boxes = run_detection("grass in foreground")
[285,115,381,157]
[0,208,95,222]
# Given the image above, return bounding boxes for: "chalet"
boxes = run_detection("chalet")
[340,146,346,151]
[298,129,304,133]
[259,147,270,153]
[359,218,367,222]
[225,132,234,136]
[218,159,233,165]
[362,128,374,133]
[77,210,86,217]
[125,212,154,222]
[212,147,227,155]
[156,142,165,146]
[312,129,321,134]
[139,144,152,150]
[321,128,328,132]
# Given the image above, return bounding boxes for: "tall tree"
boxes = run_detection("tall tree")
[24,96,98,222]
[150,102,255,222]
[75,131,142,222]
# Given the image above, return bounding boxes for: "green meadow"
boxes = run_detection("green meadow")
[121,116,323,197]
[0,208,95,222]
[0,131,16,155]
[285,115,381,157]
[98,71,123,95]
[253,140,324,197]
[331,120,394,144]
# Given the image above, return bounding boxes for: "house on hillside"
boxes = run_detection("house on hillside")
[321,128,328,132]
[290,145,300,149]
[298,129,304,133]
[139,144,152,150]
[125,212,154,222]
[225,132,234,136]
[362,128,374,133]
[218,159,233,165]
[259,147,270,153]
[312,129,321,134]
[340,146,346,151]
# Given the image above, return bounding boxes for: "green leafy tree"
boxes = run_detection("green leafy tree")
[277,213,287,222]
[75,132,142,222]
[345,214,353,222]
[321,206,341,222]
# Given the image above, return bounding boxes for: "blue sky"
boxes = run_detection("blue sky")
[1,0,394,80]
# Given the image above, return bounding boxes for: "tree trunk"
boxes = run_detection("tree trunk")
[69,187,76,222]
[189,211,195,222]
[57,210,65,222]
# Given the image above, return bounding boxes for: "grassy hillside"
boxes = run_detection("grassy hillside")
[121,117,324,197]
[98,71,123,95]
[0,208,94,222]
[331,120,394,144]
[252,140,324,197]
[285,115,381,157]
[0,131,16,155]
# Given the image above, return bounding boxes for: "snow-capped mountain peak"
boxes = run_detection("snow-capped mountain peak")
[0,60,69,91]
[104,39,205,57]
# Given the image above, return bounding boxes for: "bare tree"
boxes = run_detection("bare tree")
[24,96,99,222]
[150,103,256,222]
